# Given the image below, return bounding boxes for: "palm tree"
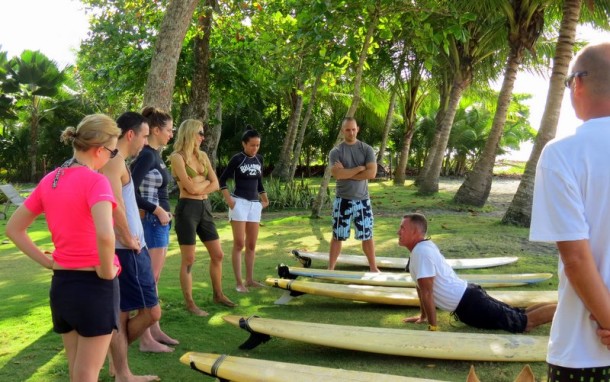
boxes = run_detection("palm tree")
[502,0,610,226]
[5,50,66,181]
[417,9,505,194]
[454,0,549,206]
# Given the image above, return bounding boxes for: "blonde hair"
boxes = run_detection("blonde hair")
[172,119,206,164]
[60,114,120,152]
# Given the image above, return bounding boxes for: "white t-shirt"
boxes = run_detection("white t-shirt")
[530,116,610,368]
[409,240,467,312]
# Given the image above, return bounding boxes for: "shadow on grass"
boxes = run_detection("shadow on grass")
[0,328,64,381]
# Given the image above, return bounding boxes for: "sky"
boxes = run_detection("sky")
[2,0,609,160]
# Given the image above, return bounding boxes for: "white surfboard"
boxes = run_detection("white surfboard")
[292,250,519,270]
[223,315,548,362]
[278,264,553,288]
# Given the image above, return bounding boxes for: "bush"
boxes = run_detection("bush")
[209,178,318,212]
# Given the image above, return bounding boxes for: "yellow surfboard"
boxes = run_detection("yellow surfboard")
[180,352,444,381]
[223,315,548,362]
[266,278,558,307]
[279,264,553,288]
[292,249,519,270]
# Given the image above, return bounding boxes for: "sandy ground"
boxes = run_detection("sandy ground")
[438,177,520,214]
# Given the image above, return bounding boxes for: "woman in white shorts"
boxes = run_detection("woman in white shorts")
[219,126,269,292]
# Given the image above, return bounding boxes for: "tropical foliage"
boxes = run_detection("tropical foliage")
[1,0,609,222]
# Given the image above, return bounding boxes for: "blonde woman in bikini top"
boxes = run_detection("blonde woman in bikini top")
[170,119,236,316]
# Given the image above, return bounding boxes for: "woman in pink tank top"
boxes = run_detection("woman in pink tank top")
[6,114,121,382]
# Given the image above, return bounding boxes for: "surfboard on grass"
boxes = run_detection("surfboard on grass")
[278,264,553,288]
[266,277,558,307]
[179,351,444,382]
[292,249,519,270]
[223,315,548,362]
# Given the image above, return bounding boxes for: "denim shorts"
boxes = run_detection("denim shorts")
[116,247,158,312]
[50,270,119,337]
[142,211,171,249]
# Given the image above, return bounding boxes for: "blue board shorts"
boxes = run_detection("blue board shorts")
[116,247,159,312]
[331,197,374,241]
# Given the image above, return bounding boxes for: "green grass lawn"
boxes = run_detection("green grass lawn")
[0,179,557,382]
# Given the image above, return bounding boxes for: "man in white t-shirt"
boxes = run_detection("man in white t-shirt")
[530,42,610,381]
[399,213,555,333]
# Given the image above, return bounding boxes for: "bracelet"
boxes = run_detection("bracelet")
[428,324,438,331]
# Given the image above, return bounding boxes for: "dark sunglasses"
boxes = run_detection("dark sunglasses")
[564,71,588,88]
[198,131,205,137]
[103,147,119,158]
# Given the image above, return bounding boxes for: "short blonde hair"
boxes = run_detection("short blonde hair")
[60,114,121,152]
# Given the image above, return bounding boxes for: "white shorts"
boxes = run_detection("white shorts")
[229,197,262,222]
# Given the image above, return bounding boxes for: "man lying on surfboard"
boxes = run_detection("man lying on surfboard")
[398,213,556,333]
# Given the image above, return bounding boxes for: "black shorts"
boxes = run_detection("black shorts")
[453,284,527,333]
[547,363,610,382]
[50,270,119,337]
[174,198,219,245]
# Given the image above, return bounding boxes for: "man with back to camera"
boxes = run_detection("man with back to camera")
[399,213,555,333]
[530,42,610,381]
[100,112,171,382]
[328,117,379,272]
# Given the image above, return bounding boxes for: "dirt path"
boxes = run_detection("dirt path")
[438,177,520,215]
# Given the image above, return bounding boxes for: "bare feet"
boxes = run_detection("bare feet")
[154,331,179,346]
[213,295,237,307]
[236,285,249,293]
[115,374,160,382]
[187,305,209,316]
[245,281,265,288]
[139,339,175,353]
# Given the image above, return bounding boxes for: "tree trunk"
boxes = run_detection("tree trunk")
[29,96,40,181]
[377,88,396,166]
[311,3,380,218]
[143,0,198,112]
[415,80,451,186]
[394,63,424,185]
[290,73,322,180]
[503,0,581,226]
[454,48,522,206]
[418,80,468,194]
[273,81,305,180]
[190,1,215,159]
[206,100,223,170]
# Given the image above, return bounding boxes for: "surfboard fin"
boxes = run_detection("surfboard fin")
[277,264,298,279]
[274,290,305,305]
[238,317,271,350]
[188,358,230,382]
[292,250,312,268]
